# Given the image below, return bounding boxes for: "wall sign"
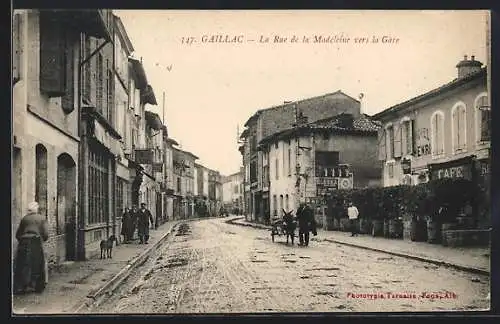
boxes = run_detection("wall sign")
[429,157,473,181]
[401,157,411,174]
[415,128,431,157]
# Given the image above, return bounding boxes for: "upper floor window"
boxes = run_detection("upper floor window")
[451,102,467,153]
[287,148,291,176]
[400,118,414,157]
[386,125,395,159]
[430,111,445,157]
[474,93,490,143]
[285,194,289,211]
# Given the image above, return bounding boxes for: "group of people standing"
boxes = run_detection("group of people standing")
[121,203,155,244]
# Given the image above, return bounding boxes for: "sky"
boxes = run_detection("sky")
[114,10,488,176]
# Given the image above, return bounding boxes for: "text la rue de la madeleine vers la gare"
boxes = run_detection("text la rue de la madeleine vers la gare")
[180,33,400,45]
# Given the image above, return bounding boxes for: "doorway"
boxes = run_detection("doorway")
[57,153,77,261]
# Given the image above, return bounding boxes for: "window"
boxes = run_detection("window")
[431,111,445,157]
[234,184,239,194]
[451,102,467,153]
[315,151,339,177]
[107,68,114,123]
[96,54,104,114]
[39,11,66,97]
[250,161,257,183]
[275,158,279,180]
[287,148,291,176]
[88,143,109,225]
[475,93,490,142]
[272,194,277,216]
[35,144,48,218]
[279,195,284,216]
[386,125,395,159]
[285,194,289,211]
[400,119,413,156]
[263,165,269,187]
[177,177,181,192]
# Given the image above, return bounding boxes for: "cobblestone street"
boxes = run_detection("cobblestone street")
[92,218,490,313]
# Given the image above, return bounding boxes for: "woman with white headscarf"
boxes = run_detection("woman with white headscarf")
[13,201,49,294]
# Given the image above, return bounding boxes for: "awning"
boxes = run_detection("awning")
[93,120,121,156]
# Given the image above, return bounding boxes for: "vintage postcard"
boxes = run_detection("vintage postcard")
[12,9,491,314]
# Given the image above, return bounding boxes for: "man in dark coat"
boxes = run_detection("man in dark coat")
[137,203,154,244]
[296,203,317,247]
[121,208,131,243]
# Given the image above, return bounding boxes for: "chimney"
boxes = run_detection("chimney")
[456,54,483,78]
[339,113,354,129]
[358,93,365,115]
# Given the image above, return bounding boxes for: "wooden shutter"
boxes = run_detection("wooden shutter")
[460,107,467,148]
[481,109,491,141]
[61,29,75,113]
[452,108,458,151]
[409,119,416,156]
[39,11,66,97]
[13,13,21,85]
[377,128,386,160]
[393,124,402,158]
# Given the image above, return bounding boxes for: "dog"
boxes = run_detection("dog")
[100,235,117,259]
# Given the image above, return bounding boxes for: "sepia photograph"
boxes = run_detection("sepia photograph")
[11,9,491,314]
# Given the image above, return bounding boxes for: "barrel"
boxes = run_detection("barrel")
[372,220,384,237]
[427,220,442,244]
[359,219,371,234]
[389,219,403,239]
[383,219,390,238]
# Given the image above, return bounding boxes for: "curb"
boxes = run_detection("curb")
[226,217,490,276]
[71,217,208,313]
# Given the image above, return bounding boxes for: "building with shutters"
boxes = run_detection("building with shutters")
[259,112,381,226]
[172,147,198,219]
[164,136,179,221]
[12,9,88,265]
[373,56,490,191]
[239,90,365,223]
[222,169,244,214]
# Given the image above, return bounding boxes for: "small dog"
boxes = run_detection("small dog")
[100,235,117,259]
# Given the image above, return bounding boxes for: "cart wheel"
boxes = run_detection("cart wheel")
[271,232,275,242]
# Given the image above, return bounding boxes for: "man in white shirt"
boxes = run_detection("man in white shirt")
[347,202,359,237]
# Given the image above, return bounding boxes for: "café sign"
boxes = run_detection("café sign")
[429,157,473,181]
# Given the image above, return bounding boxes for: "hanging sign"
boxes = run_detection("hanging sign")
[135,149,154,164]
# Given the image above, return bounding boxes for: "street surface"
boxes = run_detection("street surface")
[91,218,490,313]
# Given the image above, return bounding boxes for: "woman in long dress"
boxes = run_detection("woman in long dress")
[14,202,49,294]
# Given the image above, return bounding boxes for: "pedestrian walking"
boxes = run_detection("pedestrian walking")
[296,203,317,247]
[129,205,139,242]
[137,203,154,244]
[347,202,359,237]
[14,201,49,294]
[121,208,132,243]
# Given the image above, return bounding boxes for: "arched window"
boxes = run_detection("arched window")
[279,195,283,216]
[35,144,48,218]
[430,111,445,157]
[474,93,490,142]
[451,102,467,153]
[285,194,289,211]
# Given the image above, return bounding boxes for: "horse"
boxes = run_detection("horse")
[282,209,297,245]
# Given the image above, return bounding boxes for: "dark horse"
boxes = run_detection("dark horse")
[282,209,297,245]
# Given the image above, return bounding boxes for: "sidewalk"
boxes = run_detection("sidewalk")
[227,216,490,275]
[12,220,180,315]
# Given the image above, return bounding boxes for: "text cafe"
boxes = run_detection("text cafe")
[428,156,475,182]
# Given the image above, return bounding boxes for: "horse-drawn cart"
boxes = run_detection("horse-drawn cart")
[270,211,297,244]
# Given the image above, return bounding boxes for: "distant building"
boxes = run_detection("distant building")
[222,170,244,214]
[259,112,382,226]
[239,90,363,223]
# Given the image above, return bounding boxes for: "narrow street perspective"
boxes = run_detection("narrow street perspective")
[88,218,489,313]
[12,9,492,315]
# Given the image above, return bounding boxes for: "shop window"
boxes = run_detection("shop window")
[88,144,109,225]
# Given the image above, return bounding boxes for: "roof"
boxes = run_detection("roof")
[144,111,163,130]
[165,137,178,146]
[243,90,359,129]
[141,84,158,106]
[113,15,134,54]
[373,67,486,120]
[259,113,381,146]
[172,147,199,160]
[129,57,148,89]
